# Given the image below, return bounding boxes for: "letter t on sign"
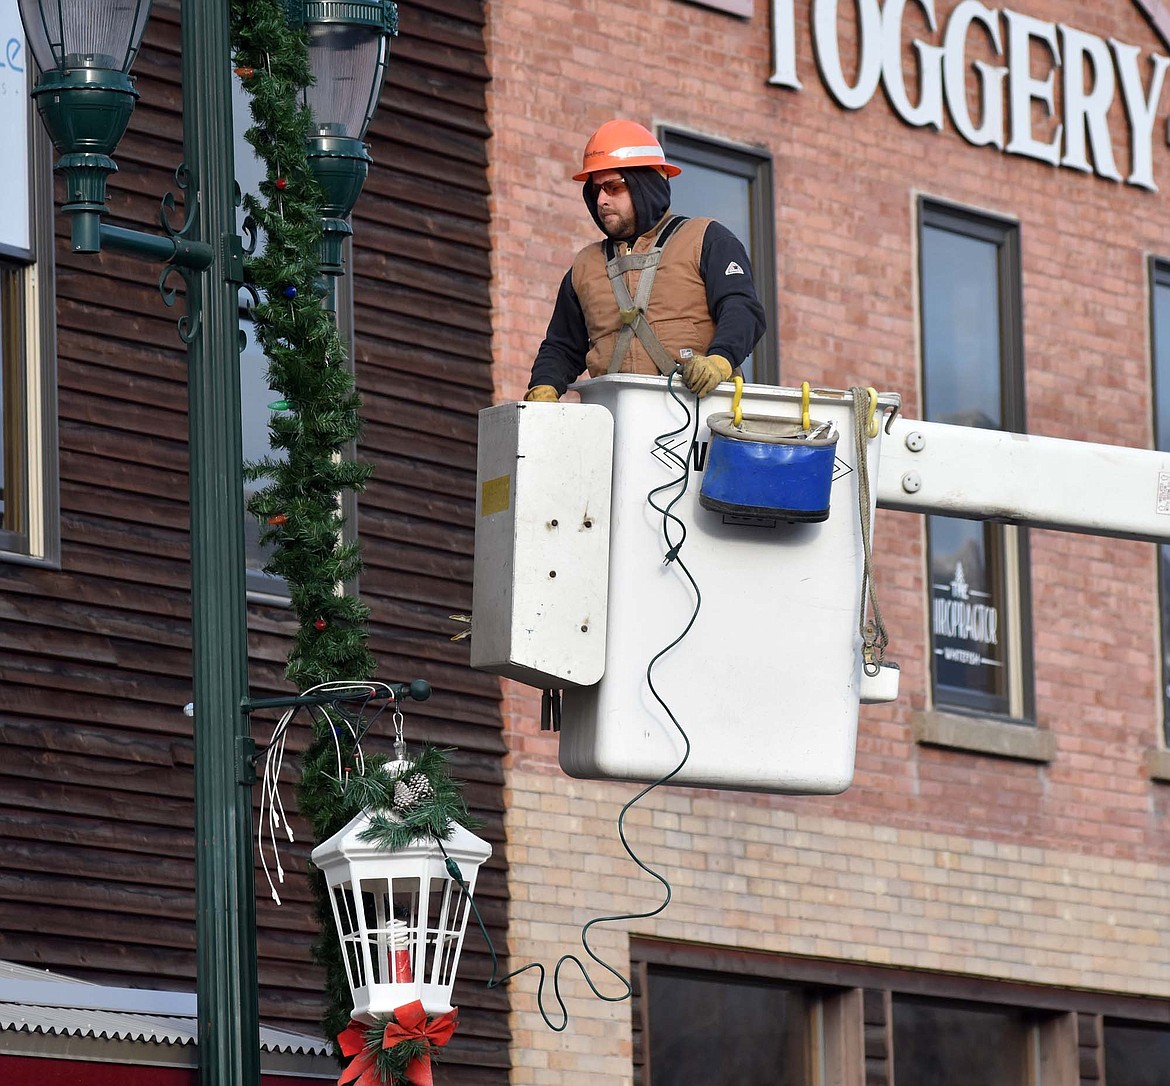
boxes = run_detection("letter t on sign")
[770,0,803,88]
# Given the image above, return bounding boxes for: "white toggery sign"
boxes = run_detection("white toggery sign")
[770,0,1170,190]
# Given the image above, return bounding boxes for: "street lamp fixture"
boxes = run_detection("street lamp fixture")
[17,2,402,1082]
[18,0,154,253]
[311,809,491,1021]
[290,0,397,274]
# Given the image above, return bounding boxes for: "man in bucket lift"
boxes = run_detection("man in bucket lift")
[524,120,767,402]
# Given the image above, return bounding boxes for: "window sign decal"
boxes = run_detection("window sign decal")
[933,560,1001,670]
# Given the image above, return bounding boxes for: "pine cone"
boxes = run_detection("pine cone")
[393,773,436,811]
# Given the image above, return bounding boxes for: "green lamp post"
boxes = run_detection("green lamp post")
[293,0,397,274]
[19,2,254,1085]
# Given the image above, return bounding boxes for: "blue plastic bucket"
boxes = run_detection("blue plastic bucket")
[699,412,838,522]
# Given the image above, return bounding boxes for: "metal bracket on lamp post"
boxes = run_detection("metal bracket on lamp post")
[236,681,432,783]
[240,680,433,715]
[56,162,217,271]
[92,222,215,269]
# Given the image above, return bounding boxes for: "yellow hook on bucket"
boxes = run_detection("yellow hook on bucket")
[732,376,745,428]
[866,387,879,438]
[800,381,811,431]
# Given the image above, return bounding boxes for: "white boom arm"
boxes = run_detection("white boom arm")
[876,416,1170,545]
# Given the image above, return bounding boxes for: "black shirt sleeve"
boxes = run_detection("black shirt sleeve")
[698,221,767,367]
[528,271,589,396]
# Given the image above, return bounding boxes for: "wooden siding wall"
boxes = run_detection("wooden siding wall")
[0,0,506,1080]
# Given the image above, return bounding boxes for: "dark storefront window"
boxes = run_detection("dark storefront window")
[1150,260,1170,740]
[892,996,1031,1086]
[646,967,808,1085]
[919,199,1032,721]
[1104,1019,1170,1086]
[634,941,1170,1086]
[0,261,24,551]
[659,128,777,384]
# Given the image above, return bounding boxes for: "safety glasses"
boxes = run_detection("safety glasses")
[592,177,628,198]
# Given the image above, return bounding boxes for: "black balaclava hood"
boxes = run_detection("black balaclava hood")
[582,165,672,241]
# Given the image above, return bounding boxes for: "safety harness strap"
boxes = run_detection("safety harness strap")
[605,216,686,376]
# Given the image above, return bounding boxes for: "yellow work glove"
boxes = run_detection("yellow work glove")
[524,384,560,402]
[680,353,732,398]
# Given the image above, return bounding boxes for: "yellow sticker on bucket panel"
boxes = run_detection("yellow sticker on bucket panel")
[481,475,511,516]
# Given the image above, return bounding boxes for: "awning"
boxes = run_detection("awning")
[0,959,337,1084]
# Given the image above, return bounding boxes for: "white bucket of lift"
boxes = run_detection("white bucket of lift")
[556,375,897,796]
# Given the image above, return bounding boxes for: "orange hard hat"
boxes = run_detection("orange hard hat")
[572,119,682,181]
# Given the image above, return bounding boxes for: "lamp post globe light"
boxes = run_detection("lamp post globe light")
[292,0,397,274]
[16,0,391,1084]
[18,0,153,252]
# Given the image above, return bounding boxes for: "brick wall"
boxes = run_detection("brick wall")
[486,0,1170,1081]
[505,768,1170,1084]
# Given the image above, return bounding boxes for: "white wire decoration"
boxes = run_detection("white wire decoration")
[256,679,403,905]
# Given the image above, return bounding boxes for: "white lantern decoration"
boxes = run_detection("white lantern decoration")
[311,810,492,1022]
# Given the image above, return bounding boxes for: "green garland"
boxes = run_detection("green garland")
[227,5,473,1070]
[228,0,380,1046]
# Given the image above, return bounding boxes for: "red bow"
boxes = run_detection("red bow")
[338,1002,459,1086]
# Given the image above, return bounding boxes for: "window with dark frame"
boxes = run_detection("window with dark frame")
[919,199,1032,722]
[632,939,1170,1086]
[645,966,809,1085]
[0,48,58,566]
[892,994,1032,1086]
[232,78,360,603]
[1149,259,1170,742]
[1103,1018,1170,1086]
[0,262,26,552]
[658,128,778,385]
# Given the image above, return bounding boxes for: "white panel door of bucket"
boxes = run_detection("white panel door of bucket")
[558,375,895,795]
[471,402,614,688]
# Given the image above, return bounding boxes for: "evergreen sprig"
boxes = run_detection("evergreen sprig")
[374,1036,439,1084]
[354,746,484,853]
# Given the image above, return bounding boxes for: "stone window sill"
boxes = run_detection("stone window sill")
[912,709,1055,763]
[1145,748,1170,783]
